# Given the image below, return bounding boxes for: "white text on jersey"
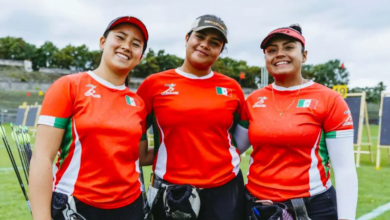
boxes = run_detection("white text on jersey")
[84,84,101,98]
[161,83,179,95]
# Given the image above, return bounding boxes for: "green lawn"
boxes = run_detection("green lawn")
[1,124,390,219]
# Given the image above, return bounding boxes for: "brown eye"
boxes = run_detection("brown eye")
[267,49,276,53]
[196,34,204,39]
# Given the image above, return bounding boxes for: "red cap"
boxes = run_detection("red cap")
[105,16,149,52]
[260,27,305,51]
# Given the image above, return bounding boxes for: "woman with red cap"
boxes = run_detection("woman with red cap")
[137,14,246,220]
[29,16,150,220]
[235,24,358,220]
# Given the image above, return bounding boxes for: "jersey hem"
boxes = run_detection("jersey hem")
[245,182,333,202]
[157,173,237,189]
[74,190,142,209]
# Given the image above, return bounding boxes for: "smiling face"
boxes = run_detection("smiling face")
[185,29,224,70]
[264,35,307,78]
[99,23,144,74]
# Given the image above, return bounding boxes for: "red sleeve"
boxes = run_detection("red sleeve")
[136,97,148,141]
[236,85,246,115]
[136,77,153,115]
[136,76,154,133]
[38,76,74,128]
[323,94,354,133]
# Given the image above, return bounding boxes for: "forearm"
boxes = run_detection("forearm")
[141,148,154,166]
[333,168,358,220]
[29,154,54,220]
[139,140,154,166]
[326,137,358,220]
[234,124,251,154]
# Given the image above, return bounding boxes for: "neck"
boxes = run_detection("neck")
[94,63,128,86]
[273,73,305,88]
[180,60,211,77]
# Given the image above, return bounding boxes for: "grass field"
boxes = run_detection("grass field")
[0,124,390,219]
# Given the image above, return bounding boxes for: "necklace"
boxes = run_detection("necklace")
[272,78,304,116]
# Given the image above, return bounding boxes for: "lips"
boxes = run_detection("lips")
[274,61,290,66]
[195,50,208,56]
[116,52,130,60]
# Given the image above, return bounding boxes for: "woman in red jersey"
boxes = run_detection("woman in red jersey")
[29,16,150,220]
[137,15,246,220]
[235,24,358,220]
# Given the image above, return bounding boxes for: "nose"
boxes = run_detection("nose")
[121,43,131,52]
[275,48,285,58]
[199,40,210,50]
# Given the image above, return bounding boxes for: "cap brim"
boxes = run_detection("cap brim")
[193,26,228,43]
[260,29,305,50]
[107,16,149,42]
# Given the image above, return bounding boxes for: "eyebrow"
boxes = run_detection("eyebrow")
[197,31,223,43]
[268,41,297,47]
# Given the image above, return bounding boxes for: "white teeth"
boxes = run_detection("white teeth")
[116,53,129,60]
[276,61,288,65]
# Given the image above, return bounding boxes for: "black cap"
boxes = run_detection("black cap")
[190,15,228,43]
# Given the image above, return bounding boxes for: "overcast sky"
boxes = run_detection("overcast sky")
[1,0,389,91]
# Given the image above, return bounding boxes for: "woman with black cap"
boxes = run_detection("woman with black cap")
[29,16,150,220]
[137,14,246,220]
[235,24,358,220]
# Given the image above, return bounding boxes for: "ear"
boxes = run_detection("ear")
[185,34,189,46]
[302,50,308,63]
[99,36,106,50]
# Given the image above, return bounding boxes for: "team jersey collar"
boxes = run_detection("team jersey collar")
[175,68,214,80]
[87,71,126,90]
[272,80,314,91]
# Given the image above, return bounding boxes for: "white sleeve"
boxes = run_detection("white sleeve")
[326,136,358,220]
[234,124,251,154]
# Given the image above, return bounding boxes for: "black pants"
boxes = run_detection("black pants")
[153,171,246,220]
[245,186,338,220]
[53,195,144,220]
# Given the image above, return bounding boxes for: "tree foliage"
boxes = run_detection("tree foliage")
[0,36,385,99]
[350,82,387,104]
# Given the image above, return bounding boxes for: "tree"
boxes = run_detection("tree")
[155,50,183,72]
[88,50,102,70]
[32,41,59,70]
[312,59,349,88]
[52,45,75,69]
[131,49,160,78]
[73,45,90,71]
[302,64,315,79]
[0,37,36,60]
[350,82,387,104]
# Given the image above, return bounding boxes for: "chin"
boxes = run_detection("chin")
[271,71,293,77]
[192,62,212,70]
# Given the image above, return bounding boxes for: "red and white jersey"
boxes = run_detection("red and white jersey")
[137,68,245,188]
[38,71,146,209]
[240,81,354,201]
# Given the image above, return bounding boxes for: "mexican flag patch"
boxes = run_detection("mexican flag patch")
[126,95,138,107]
[297,99,318,109]
[216,87,232,97]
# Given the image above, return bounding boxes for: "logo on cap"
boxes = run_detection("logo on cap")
[204,20,226,30]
